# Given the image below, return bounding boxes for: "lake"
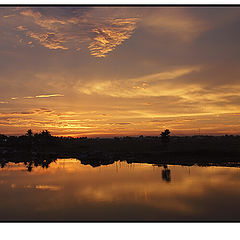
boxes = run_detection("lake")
[0,158,240,221]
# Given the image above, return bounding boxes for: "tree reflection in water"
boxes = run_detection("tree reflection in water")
[152,163,172,182]
[0,157,56,172]
[1,161,6,168]
[0,157,172,181]
[162,164,171,182]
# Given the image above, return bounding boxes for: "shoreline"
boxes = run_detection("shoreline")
[1,149,240,170]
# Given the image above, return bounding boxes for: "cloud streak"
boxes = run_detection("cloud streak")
[19,94,64,100]
[0,94,64,104]
[35,94,64,98]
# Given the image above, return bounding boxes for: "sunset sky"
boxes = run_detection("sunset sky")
[1,6,240,137]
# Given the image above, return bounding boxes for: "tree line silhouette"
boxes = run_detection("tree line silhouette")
[1,129,240,171]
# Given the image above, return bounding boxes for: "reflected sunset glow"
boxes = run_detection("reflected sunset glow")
[1,159,240,221]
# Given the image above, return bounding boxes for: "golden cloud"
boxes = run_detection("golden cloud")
[35,184,62,191]
[26,32,68,50]
[17,8,139,57]
[16,25,27,31]
[35,94,64,98]
[20,9,66,29]
[77,66,201,97]
[88,18,138,57]
[21,94,64,99]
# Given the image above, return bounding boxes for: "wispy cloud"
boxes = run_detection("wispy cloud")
[16,8,139,57]
[35,185,62,191]
[16,25,26,31]
[3,14,15,18]
[24,184,62,191]
[26,32,68,50]
[23,96,35,99]
[88,18,138,57]
[77,66,201,97]
[2,94,64,103]
[141,8,211,42]
[35,94,64,98]
[22,94,64,99]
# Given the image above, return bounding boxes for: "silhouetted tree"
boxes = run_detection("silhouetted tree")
[26,129,33,137]
[41,130,51,137]
[36,130,52,145]
[161,129,171,143]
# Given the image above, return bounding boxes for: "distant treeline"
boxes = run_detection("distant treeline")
[0,129,240,154]
[1,129,240,170]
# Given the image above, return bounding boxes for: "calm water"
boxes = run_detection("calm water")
[1,159,240,221]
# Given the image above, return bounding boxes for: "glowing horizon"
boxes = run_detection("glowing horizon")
[1,6,240,137]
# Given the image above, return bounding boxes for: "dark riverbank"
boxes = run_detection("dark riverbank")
[1,131,240,170]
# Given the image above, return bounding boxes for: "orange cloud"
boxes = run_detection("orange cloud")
[18,8,139,57]
[26,32,68,50]
[20,94,64,100]
[35,94,64,98]
[76,66,201,97]
[88,18,138,57]
[16,25,27,31]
